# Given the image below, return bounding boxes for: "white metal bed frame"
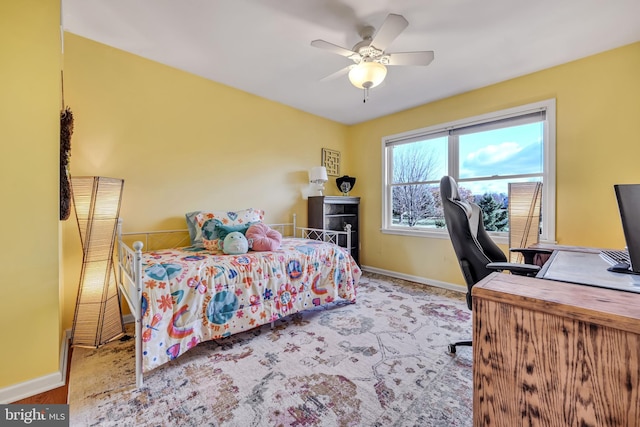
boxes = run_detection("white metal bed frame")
[116,214,351,388]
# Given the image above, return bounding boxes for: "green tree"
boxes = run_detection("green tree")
[477,193,508,231]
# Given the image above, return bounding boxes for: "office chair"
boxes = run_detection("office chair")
[439,176,551,353]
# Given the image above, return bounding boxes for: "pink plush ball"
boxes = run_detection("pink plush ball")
[246,223,282,251]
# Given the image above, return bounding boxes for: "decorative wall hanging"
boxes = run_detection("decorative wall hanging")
[321,148,340,176]
[60,107,74,220]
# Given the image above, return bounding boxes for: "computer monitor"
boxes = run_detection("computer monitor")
[613,184,640,274]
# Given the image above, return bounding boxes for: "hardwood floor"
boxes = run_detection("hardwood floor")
[11,348,72,405]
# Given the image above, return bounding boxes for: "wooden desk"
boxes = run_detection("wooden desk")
[472,272,640,426]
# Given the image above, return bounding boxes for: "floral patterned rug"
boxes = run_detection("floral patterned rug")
[69,273,473,426]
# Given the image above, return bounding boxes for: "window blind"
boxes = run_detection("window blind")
[385,109,546,147]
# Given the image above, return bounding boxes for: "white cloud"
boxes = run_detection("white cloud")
[465,142,522,166]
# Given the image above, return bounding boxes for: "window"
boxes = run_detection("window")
[382,99,556,243]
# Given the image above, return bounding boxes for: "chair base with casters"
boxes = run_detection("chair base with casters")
[448,340,471,354]
[446,256,551,354]
[439,175,552,355]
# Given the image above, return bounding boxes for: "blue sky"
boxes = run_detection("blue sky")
[394,121,544,195]
[460,123,543,178]
[459,122,543,194]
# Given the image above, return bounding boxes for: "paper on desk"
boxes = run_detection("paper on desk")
[541,250,640,294]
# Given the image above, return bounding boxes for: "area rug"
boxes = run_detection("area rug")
[69,273,473,426]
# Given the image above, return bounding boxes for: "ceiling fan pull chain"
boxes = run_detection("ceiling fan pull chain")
[363,87,368,103]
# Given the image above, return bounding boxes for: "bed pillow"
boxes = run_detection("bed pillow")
[194,208,264,247]
[185,211,201,244]
[246,223,282,252]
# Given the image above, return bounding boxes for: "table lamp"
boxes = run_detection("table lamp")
[309,166,328,196]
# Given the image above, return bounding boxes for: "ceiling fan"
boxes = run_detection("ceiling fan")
[311,13,434,97]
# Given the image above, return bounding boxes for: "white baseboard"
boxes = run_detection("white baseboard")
[0,329,71,404]
[361,264,466,294]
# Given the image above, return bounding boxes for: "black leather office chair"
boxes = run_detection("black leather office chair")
[439,175,551,353]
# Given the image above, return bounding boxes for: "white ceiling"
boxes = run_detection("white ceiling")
[62,0,640,125]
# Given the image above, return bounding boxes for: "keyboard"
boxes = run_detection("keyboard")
[599,249,631,266]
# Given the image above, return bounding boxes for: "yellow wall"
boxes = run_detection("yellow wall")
[61,33,349,330]
[348,42,640,287]
[0,1,61,388]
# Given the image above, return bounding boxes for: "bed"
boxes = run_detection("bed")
[116,213,361,388]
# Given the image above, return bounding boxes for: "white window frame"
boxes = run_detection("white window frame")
[381,98,556,244]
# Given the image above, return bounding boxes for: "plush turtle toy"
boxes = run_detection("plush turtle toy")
[220,231,249,255]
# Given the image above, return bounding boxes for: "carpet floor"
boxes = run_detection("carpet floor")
[69,273,473,426]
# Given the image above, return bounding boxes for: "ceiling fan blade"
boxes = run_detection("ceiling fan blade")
[311,39,357,57]
[386,51,435,66]
[370,14,409,51]
[319,65,353,82]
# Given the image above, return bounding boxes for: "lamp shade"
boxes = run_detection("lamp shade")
[309,166,328,183]
[71,176,125,348]
[348,61,387,89]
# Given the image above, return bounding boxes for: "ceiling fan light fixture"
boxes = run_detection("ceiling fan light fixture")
[348,61,387,89]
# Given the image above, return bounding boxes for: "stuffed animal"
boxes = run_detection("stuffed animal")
[220,231,249,255]
[245,223,282,251]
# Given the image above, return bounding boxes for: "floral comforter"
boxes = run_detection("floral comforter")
[140,238,360,372]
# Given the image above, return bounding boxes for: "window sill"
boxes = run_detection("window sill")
[381,227,509,244]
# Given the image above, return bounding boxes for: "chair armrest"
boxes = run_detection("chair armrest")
[487,262,541,276]
[510,248,554,266]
